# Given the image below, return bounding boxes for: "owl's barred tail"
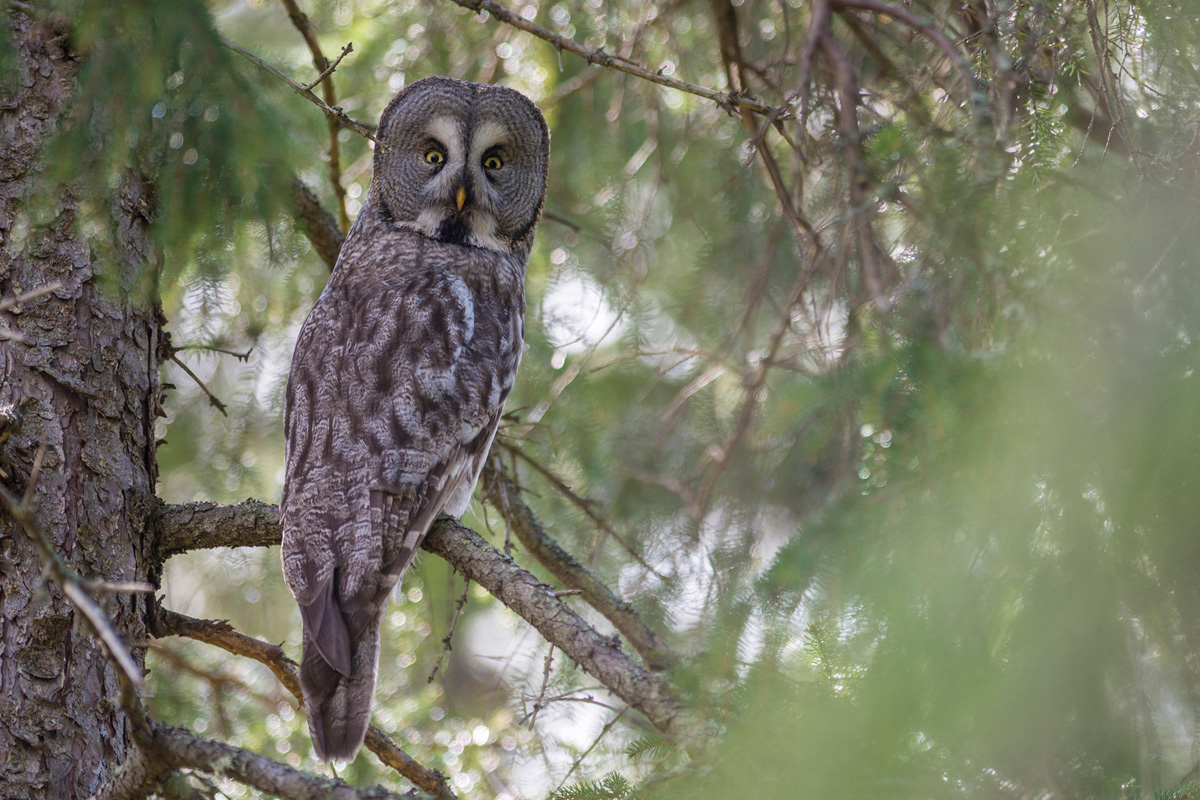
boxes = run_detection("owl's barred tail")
[299,622,381,762]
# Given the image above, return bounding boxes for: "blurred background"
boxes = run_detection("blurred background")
[44,0,1200,796]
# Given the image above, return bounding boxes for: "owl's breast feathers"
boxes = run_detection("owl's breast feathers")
[281,209,525,684]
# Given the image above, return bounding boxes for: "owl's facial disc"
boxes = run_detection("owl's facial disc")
[402,115,509,252]
[374,78,548,253]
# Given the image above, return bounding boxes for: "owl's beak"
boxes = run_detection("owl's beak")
[455,186,467,212]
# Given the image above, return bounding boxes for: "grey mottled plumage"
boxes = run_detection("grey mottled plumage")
[281,77,549,762]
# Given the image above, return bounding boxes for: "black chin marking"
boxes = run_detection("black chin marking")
[435,214,472,246]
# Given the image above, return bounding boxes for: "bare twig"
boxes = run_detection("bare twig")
[821,30,889,311]
[830,0,982,109]
[709,0,744,91]
[169,354,228,417]
[527,646,555,728]
[149,642,284,710]
[155,772,209,800]
[540,67,606,110]
[428,578,472,684]
[518,310,623,435]
[443,0,787,118]
[794,0,831,132]
[525,690,621,714]
[219,35,379,144]
[279,0,353,231]
[0,279,62,312]
[1083,0,1137,160]
[555,706,630,792]
[89,580,155,595]
[152,611,299,694]
[690,0,837,521]
[689,248,828,520]
[59,581,145,687]
[541,210,612,249]
[302,42,353,93]
[0,281,64,342]
[172,344,254,362]
[21,438,43,506]
[497,441,668,584]
[628,467,698,515]
[707,0,821,247]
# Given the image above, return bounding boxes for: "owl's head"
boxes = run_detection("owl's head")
[371,77,550,254]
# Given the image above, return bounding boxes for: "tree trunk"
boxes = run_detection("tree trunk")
[0,11,161,798]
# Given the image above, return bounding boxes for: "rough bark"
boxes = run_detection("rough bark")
[0,10,161,799]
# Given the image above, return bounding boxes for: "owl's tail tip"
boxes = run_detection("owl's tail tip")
[299,624,378,765]
[312,721,370,763]
[301,675,373,763]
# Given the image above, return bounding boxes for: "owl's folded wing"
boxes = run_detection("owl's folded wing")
[342,270,512,637]
[283,266,515,665]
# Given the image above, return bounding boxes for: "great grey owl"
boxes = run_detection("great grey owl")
[281,77,549,762]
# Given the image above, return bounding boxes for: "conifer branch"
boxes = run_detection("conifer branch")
[93,721,417,800]
[154,497,281,557]
[442,0,788,118]
[279,0,353,230]
[152,499,705,748]
[219,35,379,144]
[829,0,982,107]
[292,176,346,269]
[482,461,677,671]
[152,609,457,799]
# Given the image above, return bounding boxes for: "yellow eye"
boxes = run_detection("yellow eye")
[483,155,502,170]
[425,149,445,165]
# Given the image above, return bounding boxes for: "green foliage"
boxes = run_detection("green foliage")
[624,734,675,763]
[1156,782,1200,800]
[675,168,1200,798]
[29,0,1197,796]
[42,0,299,299]
[550,772,632,800]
